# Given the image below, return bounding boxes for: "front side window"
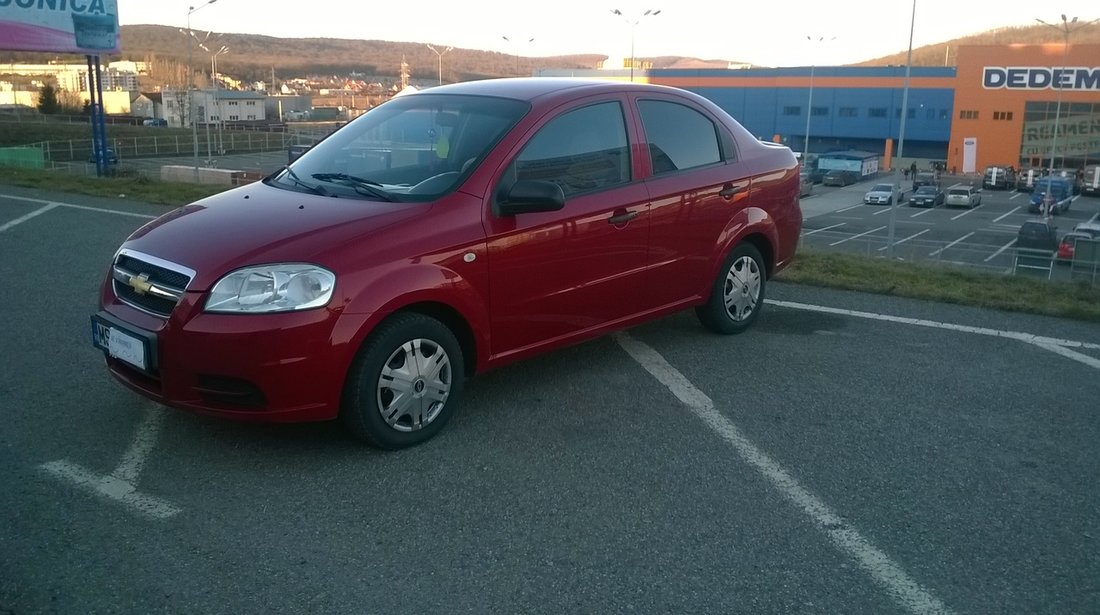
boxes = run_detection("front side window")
[637,100,722,175]
[502,101,630,197]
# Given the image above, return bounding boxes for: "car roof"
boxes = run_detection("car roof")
[414,77,687,104]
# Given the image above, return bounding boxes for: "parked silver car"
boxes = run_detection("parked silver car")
[944,185,981,208]
[863,183,896,205]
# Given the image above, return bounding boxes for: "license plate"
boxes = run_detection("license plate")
[91,318,148,371]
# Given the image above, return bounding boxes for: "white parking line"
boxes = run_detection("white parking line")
[984,238,1017,262]
[992,207,1020,223]
[1089,213,1099,224]
[950,206,980,221]
[616,333,955,615]
[929,232,975,256]
[766,299,1100,358]
[878,228,930,251]
[909,208,934,218]
[0,203,59,233]
[803,223,846,236]
[836,204,862,213]
[39,407,181,520]
[872,206,896,216]
[1010,192,1024,200]
[2,192,158,220]
[830,225,887,247]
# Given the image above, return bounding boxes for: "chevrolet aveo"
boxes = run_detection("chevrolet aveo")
[92,78,802,449]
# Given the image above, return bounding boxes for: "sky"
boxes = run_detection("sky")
[118,0,1099,68]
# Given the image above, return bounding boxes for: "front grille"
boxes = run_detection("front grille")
[112,250,194,318]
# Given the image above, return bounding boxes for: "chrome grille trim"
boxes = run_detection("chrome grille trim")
[112,249,196,317]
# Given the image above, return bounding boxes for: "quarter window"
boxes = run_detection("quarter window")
[637,100,722,175]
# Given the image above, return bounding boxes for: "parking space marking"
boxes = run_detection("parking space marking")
[0,203,59,233]
[872,206,896,216]
[39,406,181,520]
[878,229,929,251]
[830,225,887,247]
[929,232,974,257]
[984,238,1017,262]
[2,192,158,220]
[615,333,954,615]
[836,204,862,213]
[946,206,981,221]
[992,207,1020,224]
[766,300,1100,363]
[803,223,846,236]
[909,208,934,218]
[1010,192,1024,200]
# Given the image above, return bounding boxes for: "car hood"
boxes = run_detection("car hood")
[121,182,426,290]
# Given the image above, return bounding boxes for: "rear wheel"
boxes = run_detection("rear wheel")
[696,243,766,335]
[341,313,465,449]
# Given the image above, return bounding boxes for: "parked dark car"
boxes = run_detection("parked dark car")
[1015,168,1042,192]
[982,165,1015,190]
[90,78,803,450]
[911,171,939,192]
[908,185,943,208]
[822,169,857,186]
[1016,218,1058,253]
[87,148,119,164]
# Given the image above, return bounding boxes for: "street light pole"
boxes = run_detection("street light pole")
[202,43,229,154]
[803,36,835,161]
[611,8,661,82]
[185,0,218,178]
[426,44,453,86]
[1034,15,1097,217]
[502,35,534,76]
[886,0,916,258]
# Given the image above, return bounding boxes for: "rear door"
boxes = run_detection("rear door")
[632,94,750,310]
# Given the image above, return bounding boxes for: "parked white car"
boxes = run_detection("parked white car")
[944,185,981,208]
[863,183,897,205]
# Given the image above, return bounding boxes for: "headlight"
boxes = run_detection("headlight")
[205,264,335,313]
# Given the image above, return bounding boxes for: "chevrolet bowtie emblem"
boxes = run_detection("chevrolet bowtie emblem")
[128,273,153,295]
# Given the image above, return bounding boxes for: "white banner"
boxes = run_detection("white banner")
[962,137,977,174]
[0,0,120,54]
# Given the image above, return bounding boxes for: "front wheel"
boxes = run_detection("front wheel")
[696,243,766,335]
[341,313,465,449]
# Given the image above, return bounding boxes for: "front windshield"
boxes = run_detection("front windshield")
[272,94,529,202]
[872,184,892,192]
[916,187,937,195]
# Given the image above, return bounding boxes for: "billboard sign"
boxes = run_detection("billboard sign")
[0,0,120,54]
[983,67,1100,91]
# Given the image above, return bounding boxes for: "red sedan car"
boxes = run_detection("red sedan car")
[92,78,802,449]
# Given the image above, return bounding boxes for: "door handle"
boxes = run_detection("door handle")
[608,210,639,225]
[719,184,744,199]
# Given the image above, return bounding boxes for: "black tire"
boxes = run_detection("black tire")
[696,242,766,335]
[341,313,465,449]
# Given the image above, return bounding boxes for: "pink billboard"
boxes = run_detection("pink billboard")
[0,0,120,54]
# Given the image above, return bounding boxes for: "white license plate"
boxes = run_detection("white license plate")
[92,319,147,371]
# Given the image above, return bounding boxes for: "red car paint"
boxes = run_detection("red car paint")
[93,78,801,428]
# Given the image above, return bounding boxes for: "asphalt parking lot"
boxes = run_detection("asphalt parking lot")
[799,175,1100,277]
[2,184,1099,614]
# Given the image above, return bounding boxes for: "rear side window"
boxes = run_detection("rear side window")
[637,100,722,175]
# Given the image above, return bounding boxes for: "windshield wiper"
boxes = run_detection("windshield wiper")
[277,166,331,197]
[312,173,394,202]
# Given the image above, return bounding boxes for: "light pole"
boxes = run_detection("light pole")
[201,43,229,154]
[186,0,219,177]
[803,36,835,162]
[610,8,661,82]
[886,0,916,258]
[502,35,534,76]
[426,43,453,86]
[1034,14,1097,217]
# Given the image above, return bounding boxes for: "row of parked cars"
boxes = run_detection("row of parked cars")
[1018,219,1100,261]
[861,180,982,209]
[984,164,1100,197]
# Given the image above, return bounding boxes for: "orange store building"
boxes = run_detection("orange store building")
[948,44,1100,173]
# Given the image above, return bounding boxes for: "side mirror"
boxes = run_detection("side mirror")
[497,180,566,216]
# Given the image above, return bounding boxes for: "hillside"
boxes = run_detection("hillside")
[856,22,1100,67]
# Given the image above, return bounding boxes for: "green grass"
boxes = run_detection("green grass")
[778,249,1100,322]
[0,166,229,206]
[0,117,193,147]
